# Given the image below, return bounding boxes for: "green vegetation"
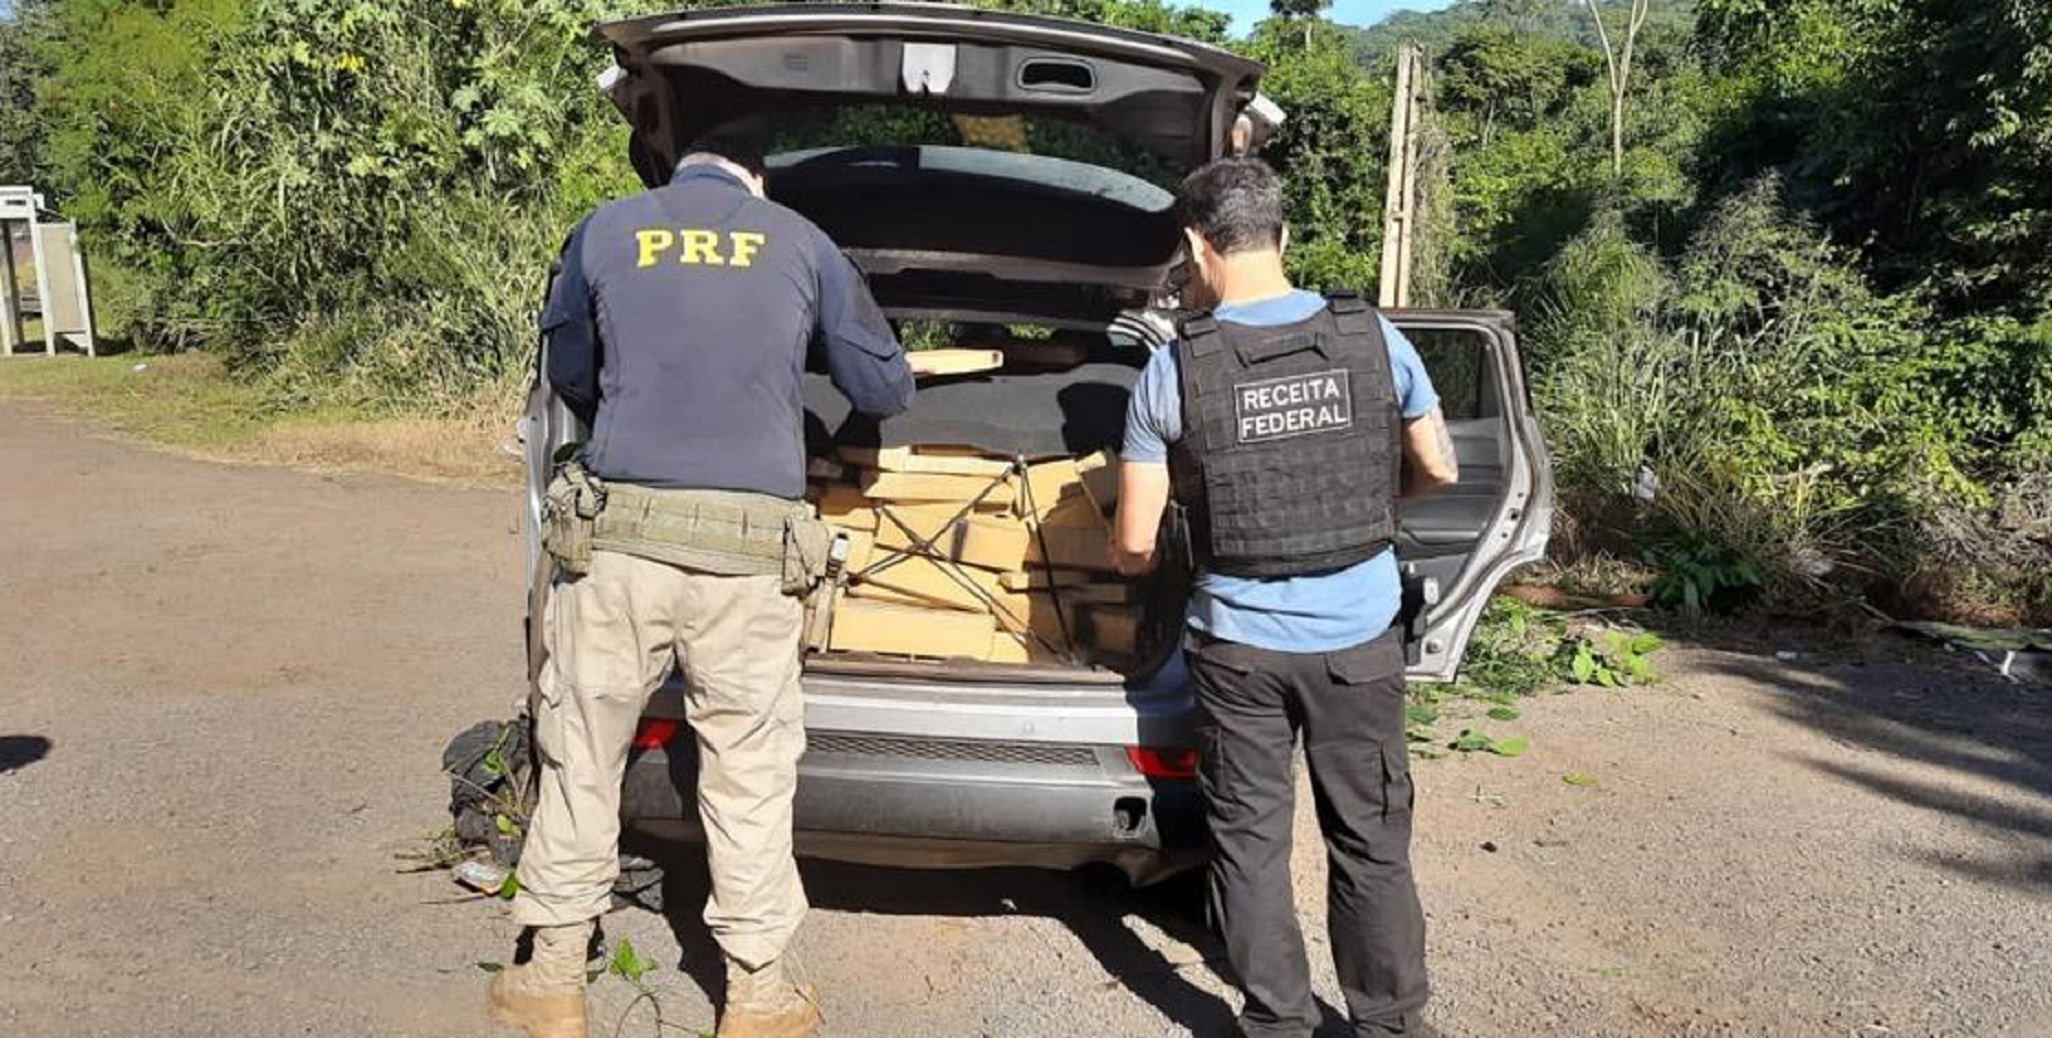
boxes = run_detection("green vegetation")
[1408,596,1663,756]
[0,353,333,449]
[1346,0,1698,67]
[0,354,516,481]
[0,0,2044,622]
[1644,531,1763,614]
[20,0,637,404]
[1562,629,1663,688]
[1407,0,2052,626]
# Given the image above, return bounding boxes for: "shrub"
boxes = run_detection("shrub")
[34,0,645,406]
[1529,176,2036,613]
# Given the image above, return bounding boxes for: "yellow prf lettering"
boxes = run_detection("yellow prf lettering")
[635,229,674,268]
[728,231,767,268]
[679,230,725,266]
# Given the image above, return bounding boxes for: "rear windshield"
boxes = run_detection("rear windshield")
[717,103,1181,187]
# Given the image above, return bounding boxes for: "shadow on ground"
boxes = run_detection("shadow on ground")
[0,734,52,775]
[1703,647,2052,891]
[627,845,1251,1036]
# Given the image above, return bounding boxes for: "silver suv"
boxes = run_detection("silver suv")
[520,2,1552,888]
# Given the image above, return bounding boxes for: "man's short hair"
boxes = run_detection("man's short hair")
[1177,157,1285,255]
[677,133,768,180]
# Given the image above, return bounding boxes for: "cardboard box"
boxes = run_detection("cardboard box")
[998,570,1043,592]
[986,629,1034,664]
[862,469,1017,508]
[840,445,1015,479]
[986,626,1070,664]
[1016,451,1116,524]
[810,444,1131,663]
[1023,523,1114,572]
[980,589,1058,640]
[905,348,1003,377]
[850,552,1009,613]
[1016,457,1083,516]
[873,504,1033,572]
[1077,604,1139,656]
[996,572,1136,603]
[986,593,1081,659]
[1036,494,1109,530]
[829,599,995,658]
[814,485,878,530]
[1080,452,1119,514]
[1057,582,1138,605]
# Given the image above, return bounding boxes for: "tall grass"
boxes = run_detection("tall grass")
[1528,178,2043,618]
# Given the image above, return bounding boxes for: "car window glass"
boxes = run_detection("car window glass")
[718,104,1180,187]
[1403,327,1499,422]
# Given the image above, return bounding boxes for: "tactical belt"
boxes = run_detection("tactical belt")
[595,483,830,588]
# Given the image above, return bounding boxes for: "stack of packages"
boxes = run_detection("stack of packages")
[806,446,1137,664]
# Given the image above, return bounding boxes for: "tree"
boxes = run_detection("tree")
[1245,20,1391,289]
[1485,0,1548,33]
[1270,0,1331,48]
[1439,24,1600,144]
[1583,0,1651,177]
[0,0,52,186]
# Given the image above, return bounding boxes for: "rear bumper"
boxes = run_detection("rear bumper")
[621,659,1207,881]
[621,735,1209,883]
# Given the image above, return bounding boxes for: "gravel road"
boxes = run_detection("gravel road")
[1,403,2046,1038]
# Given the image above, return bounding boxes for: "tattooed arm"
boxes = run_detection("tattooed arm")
[1400,406,1460,498]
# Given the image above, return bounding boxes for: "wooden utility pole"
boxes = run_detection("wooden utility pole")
[1378,45,1424,309]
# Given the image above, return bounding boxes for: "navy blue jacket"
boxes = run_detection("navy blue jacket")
[542,165,914,499]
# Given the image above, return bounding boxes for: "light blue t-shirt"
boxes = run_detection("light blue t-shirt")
[1122,290,1439,653]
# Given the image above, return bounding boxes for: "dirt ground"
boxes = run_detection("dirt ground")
[1,402,2046,1038]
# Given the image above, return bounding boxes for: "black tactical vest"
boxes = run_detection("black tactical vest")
[1168,291,1401,578]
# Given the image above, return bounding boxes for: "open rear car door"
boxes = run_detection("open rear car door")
[591,3,1265,182]
[1387,310,1554,682]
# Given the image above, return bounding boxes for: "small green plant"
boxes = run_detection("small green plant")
[1420,598,1569,759]
[896,319,957,352]
[606,937,710,1037]
[1451,729,1529,757]
[1456,597,1571,699]
[610,938,657,985]
[1405,701,1441,745]
[1407,597,1667,759]
[1560,630,1662,687]
[1643,533,1765,614]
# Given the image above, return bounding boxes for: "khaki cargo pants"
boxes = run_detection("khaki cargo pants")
[513,550,807,969]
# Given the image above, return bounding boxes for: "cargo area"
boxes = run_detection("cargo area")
[800,330,1178,677]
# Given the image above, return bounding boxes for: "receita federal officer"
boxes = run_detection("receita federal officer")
[1112,156,1459,1038]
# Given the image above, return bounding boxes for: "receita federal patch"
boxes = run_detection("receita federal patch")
[1233,369,1353,444]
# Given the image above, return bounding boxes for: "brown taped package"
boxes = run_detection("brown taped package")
[808,444,1137,662]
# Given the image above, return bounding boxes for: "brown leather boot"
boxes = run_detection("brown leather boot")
[716,956,823,1038]
[488,922,592,1038]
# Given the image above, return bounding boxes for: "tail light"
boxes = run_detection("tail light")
[1125,746,1199,780]
[631,718,684,750]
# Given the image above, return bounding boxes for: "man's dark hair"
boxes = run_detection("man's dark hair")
[679,133,768,179]
[1176,157,1285,254]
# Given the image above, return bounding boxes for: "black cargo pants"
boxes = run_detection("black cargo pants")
[1188,627,1429,1038]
